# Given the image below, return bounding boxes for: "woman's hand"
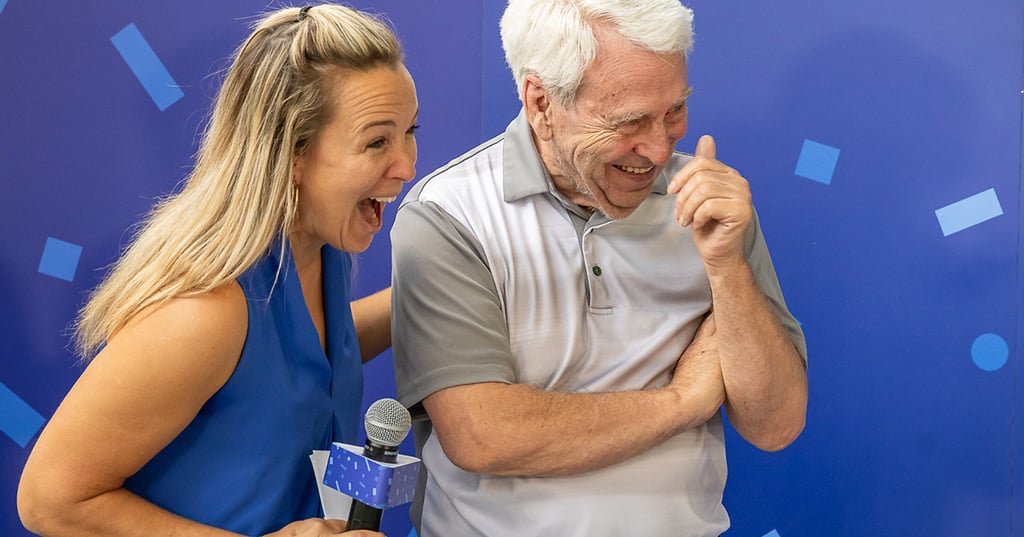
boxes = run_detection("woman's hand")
[263,518,386,536]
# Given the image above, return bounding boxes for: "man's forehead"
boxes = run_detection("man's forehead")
[581,84,693,122]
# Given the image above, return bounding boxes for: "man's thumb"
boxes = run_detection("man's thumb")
[695,134,716,160]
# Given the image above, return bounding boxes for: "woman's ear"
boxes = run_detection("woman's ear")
[292,153,305,186]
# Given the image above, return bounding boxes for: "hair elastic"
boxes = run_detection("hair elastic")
[298,5,313,21]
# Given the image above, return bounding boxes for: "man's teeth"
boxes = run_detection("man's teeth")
[369,196,397,203]
[615,165,653,174]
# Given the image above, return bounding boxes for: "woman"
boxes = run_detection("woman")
[17,4,417,536]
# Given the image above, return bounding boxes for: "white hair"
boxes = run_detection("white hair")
[499,0,694,108]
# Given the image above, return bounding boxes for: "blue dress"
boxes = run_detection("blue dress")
[123,244,363,536]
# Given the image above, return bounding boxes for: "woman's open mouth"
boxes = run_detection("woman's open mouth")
[359,196,397,228]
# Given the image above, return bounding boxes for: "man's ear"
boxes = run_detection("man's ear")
[522,75,555,141]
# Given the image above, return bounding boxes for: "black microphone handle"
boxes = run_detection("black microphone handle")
[362,441,399,464]
[346,500,383,531]
[345,440,399,531]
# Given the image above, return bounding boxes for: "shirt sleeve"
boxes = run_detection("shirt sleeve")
[744,208,809,366]
[391,199,516,408]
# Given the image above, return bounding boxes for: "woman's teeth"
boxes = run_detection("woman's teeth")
[614,165,654,174]
[364,196,395,227]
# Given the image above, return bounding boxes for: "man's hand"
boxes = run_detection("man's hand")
[667,313,725,427]
[667,135,753,274]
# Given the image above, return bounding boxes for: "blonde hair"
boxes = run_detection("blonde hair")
[73,4,403,359]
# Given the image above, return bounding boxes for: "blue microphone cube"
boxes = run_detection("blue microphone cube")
[323,442,422,509]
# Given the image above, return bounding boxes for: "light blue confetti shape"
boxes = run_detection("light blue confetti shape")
[971,333,1008,372]
[935,188,1003,237]
[794,139,840,185]
[0,0,8,15]
[763,531,781,537]
[0,381,46,448]
[110,23,184,111]
[38,237,83,282]
[407,529,418,537]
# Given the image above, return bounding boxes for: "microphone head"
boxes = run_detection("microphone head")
[364,398,412,447]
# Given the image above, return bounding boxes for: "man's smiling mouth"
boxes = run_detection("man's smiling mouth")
[612,164,654,174]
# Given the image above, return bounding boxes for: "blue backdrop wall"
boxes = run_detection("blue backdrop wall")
[1,1,1022,536]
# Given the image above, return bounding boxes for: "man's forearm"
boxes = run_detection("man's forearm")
[708,260,808,451]
[423,380,714,478]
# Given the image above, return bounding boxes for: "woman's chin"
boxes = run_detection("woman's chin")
[340,231,375,253]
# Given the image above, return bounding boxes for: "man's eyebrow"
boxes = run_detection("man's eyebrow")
[672,86,694,108]
[610,86,694,126]
[613,111,647,125]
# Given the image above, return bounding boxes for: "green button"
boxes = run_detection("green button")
[592,265,602,276]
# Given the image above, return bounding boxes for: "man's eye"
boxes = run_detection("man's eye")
[618,119,641,133]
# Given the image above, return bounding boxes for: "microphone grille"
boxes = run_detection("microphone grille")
[364,398,412,447]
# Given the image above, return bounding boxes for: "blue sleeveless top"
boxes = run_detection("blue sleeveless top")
[124,245,363,536]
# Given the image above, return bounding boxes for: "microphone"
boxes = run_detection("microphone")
[345,398,412,531]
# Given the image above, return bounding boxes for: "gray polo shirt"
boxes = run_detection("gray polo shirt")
[391,112,806,536]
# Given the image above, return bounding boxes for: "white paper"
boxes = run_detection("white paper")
[333,442,422,467]
[310,450,353,520]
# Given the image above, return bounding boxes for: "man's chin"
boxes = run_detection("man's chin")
[596,202,640,220]
[598,192,650,219]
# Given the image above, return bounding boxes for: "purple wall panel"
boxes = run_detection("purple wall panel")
[2,0,1022,535]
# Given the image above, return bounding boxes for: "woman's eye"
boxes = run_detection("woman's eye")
[407,124,421,135]
[367,138,387,149]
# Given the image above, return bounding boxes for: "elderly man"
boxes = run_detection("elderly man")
[391,0,808,535]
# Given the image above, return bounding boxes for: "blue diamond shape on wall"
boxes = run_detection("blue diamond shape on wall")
[0,381,45,448]
[795,139,840,185]
[38,237,83,282]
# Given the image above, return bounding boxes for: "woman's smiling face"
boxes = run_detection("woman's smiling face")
[293,64,419,253]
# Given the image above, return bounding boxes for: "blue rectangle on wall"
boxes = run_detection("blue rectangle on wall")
[110,23,184,111]
[934,188,1003,236]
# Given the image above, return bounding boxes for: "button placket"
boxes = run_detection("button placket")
[582,228,611,313]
